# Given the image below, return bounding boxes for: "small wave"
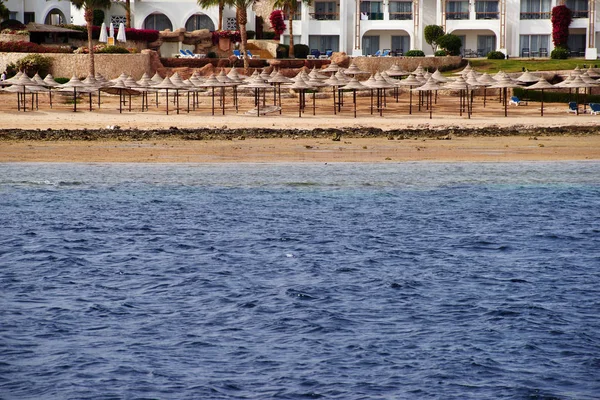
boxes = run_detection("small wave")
[285,289,318,300]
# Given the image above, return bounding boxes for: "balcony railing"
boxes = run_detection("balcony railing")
[364,12,384,20]
[520,11,551,19]
[310,12,339,20]
[570,10,589,18]
[446,12,470,19]
[476,11,499,19]
[389,12,413,20]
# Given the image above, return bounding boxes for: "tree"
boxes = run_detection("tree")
[436,34,462,56]
[197,0,231,31]
[71,0,112,76]
[551,5,572,49]
[424,25,445,53]
[230,0,256,72]
[272,0,312,58]
[0,0,9,21]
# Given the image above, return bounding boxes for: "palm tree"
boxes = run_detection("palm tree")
[0,0,9,21]
[272,0,311,58]
[71,0,112,76]
[231,0,256,72]
[197,0,230,31]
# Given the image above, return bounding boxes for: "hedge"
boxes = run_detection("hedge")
[0,41,72,53]
[514,87,600,103]
[60,24,160,42]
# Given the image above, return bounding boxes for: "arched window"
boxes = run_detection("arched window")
[185,14,215,32]
[144,13,173,31]
[45,9,66,25]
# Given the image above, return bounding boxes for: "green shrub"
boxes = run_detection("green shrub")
[294,44,310,59]
[405,50,425,57]
[207,51,217,58]
[15,54,53,77]
[487,51,505,59]
[276,44,289,59]
[551,46,570,59]
[246,30,256,40]
[0,19,26,30]
[96,45,129,54]
[514,87,600,103]
[435,50,447,56]
[437,34,462,56]
[262,31,276,40]
[54,77,70,84]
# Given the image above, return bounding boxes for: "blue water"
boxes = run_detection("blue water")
[1,162,600,399]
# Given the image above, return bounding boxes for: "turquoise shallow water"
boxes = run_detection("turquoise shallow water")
[1,162,599,399]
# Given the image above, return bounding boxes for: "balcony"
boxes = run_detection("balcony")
[570,10,589,18]
[520,12,551,19]
[446,12,470,20]
[309,12,339,20]
[476,11,499,19]
[364,12,384,20]
[389,12,413,20]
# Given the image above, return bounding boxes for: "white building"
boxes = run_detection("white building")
[2,0,597,59]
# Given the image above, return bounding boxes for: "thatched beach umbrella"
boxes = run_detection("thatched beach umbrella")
[585,66,600,79]
[343,62,369,77]
[153,76,179,115]
[517,70,541,84]
[101,79,140,113]
[324,74,343,114]
[241,77,274,117]
[59,75,93,112]
[288,78,315,117]
[3,75,47,112]
[412,77,443,119]
[339,78,369,118]
[563,75,596,114]
[268,71,294,114]
[308,67,328,80]
[445,75,471,117]
[397,74,422,114]
[321,61,340,74]
[199,74,229,115]
[41,73,61,108]
[526,78,555,116]
[489,75,522,116]
[477,73,497,107]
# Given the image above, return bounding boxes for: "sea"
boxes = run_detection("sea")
[1,162,599,400]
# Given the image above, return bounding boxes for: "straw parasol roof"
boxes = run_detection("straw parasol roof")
[397,74,422,88]
[324,74,343,87]
[340,77,369,91]
[227,67,246,82]
[334,70,350,83]
[308,67,328,80]
[517,70,541,83]
[151,72,164,84]
[60,75,90,89]
[444,75,469,90]
[477,73,497,86]
[412,63,425,75]
[412,77,444,92]
[585,67,600,79]
[344,63,369,76]
[579,72,600,85]
[268,71,294,84]
[386,64,410,77]
[563,75,597,89]
[4,71,24,85]
[153,76,178,89]
[321,62,340,73]
[288,78,314,90]
[489,75,522,89]
[42,74,61,88]
[216,70,238,86]
[101,79,140,95]
[199,74,230,88]
[431,69,449,83]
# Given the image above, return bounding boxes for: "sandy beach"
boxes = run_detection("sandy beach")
[1,91,600,162]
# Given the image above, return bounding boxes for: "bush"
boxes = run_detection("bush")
[276,44,289,58]
[293,44,310,58]
[246,30,256,40]
[434,50,447,56]
[54,77,70,84]
[207,51,217,58]
[62,25,160,42]
[96,45,130,53]
[269,10,286,36]
[487,50,505,59]
[0,19,26,31]
[551,46,570,59]
[405,50,425,57]
[211,30,241,45]
[262,31,276,40]
[15,54,53,77]
[0,41,72,53]
[437,34,462,56]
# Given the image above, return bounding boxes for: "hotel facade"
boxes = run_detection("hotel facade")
[2,0,598,59]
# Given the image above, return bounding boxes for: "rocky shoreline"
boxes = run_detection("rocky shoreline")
[0,125,599,141]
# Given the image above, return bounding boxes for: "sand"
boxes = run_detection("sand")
[1,90,599,163]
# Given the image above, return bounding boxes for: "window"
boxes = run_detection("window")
[185,14,215,31]
[391,36,410,54]
[477,35,496,56]
[111,16,126,26]
[313,2,338,20]
[389,1,413,20]
[519,34,550,56]
[9,11,18,20]
[286,1,302,20]
[225,17,237,30]
[308,35,340,52]
[144,13,173,31]
[446,2,469,20]
[520,0,551,20]
[24,12,35,24]
[283,35,301,45]
[476,1,499,19]
[362,35,380,56]
[566,0,588,18]
[360,2,384,20]
[567,34,586,55]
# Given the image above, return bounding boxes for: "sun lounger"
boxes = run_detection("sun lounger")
[233,49,242,59]
[509,96,523,106]
[590,103,600,115]
[567,102,578,114]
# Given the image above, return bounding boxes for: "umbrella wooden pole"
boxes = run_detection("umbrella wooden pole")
[483,89,486,107]
[541,89,544,116]
[429,91,432,119]
[49,89,53,109]
[88,93,92,111]
[222,87,226,115]
[211,88,215,115]
[166,89,169,115]
[409,87,413,115]
[312,90,316,116]
[370,89,374,115]
[504,88,508,117]
[353,90,357,118]
[332,87,337,115]
[257,89,261,117]
[298,89,302,118]
[278,85,282,114]
[73,88,77,113]
[176,90,180,115]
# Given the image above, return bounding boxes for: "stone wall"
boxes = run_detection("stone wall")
[0,34,30,43]
[0,51,154,79]
[353,56,463,73]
